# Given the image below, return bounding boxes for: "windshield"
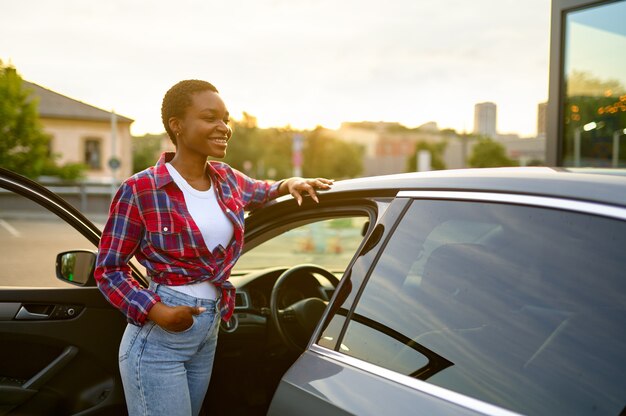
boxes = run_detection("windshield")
[234,216,369,273]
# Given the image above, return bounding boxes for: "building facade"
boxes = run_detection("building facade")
[337,121,545,176]
[25,81,134,182]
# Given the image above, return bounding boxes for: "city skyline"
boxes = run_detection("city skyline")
[1,0,551,137]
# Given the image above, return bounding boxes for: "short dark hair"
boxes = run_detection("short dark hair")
[161,80,219,145]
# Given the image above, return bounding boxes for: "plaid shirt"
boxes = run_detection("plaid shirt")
[95,152,281,326]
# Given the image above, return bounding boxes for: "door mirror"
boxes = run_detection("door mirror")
[56,250,97,286]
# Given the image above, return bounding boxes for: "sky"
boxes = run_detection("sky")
[1,0,551,137]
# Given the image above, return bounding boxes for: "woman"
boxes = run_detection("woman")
[95,79,332,416]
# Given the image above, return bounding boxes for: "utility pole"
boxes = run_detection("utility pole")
[109,110,119,199]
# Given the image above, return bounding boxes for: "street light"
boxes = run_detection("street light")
[574,122,601,167]
[612,128,626,168]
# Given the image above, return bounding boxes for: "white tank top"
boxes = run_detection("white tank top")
[164,163,234,300]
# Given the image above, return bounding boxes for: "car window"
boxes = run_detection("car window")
[234,216,369,273]
[327,199,626,416]
[0,188,96,287]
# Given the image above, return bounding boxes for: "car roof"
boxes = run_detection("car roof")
[316,167,626,208]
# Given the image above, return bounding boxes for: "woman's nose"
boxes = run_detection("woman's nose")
[222,124,233,139]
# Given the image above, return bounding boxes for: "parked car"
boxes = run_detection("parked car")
[1,166,625,416]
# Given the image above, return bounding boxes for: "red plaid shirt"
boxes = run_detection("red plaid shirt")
[95,152,281,326]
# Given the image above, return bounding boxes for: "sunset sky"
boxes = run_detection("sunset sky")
[1,0,551,137]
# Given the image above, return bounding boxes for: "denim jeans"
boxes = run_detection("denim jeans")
[119,283,220,416]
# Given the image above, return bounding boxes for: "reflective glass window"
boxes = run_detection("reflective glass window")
[340,199,626,415]
[562,0,626,167]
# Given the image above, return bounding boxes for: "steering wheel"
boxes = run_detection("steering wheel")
[270,264,340,353]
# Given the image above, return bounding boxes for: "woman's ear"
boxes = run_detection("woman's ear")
[169,117,181,136]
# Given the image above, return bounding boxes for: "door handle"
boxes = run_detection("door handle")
[15,306,50,320]
[23,346,78,390]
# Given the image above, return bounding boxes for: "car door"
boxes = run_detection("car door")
[268,191,626,415]
[0,168,140,415]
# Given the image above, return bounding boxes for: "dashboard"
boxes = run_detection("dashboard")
[221,266,337,336]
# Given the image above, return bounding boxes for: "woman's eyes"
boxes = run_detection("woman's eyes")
[202,117,230,124]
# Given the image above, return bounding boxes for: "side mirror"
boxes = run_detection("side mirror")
[56,250,97,286]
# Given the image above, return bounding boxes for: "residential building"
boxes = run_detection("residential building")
[24,81,134,182]
[337,121,448,176]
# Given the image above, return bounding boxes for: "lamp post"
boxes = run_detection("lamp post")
[574,122,599,167]
[613,128,626,168]
[109,110,119,199]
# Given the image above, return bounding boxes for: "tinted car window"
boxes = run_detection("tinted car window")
[0,188,94,287]
[336,199,626,415]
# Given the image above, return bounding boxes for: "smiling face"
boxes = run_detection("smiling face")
[171,90,232,159]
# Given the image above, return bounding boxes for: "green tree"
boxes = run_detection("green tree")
[223,114,294,179]
[132,134,165,173]
[406,140,447,171]
[0,61,51,178]
[258,127,294,179]
[39,160,87,181]
[221,112,263,175]
[468,138,517,168]
[303,127,363,179]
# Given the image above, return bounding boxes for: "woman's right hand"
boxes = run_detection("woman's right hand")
[147,302,206,332]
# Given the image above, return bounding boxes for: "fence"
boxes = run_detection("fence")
[0,180,116,222]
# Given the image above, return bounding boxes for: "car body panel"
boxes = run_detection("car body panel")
[268,347,520,416]
[261,167,626,209]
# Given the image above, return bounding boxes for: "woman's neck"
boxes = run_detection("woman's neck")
[168,153,212,191]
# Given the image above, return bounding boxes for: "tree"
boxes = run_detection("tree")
[221,112,263,175]
[257,127,294,179]
[468,138,517,168]
[303,127,363,179]
[406,140,447,171]
[132,134,165,173]
[0,61,51,178]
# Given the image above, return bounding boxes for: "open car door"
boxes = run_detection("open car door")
[0,168,140,415]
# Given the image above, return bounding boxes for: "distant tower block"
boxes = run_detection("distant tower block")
[474,102,497,138]
[537,102,547,138]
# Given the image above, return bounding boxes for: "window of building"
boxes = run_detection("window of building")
[561,0,626,167]
[330,199,626,415]
[84,138,102,170]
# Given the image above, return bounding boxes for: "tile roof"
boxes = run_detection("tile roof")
[23,81,133,123]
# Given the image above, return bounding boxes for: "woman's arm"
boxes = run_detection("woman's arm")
[94,182,160,326]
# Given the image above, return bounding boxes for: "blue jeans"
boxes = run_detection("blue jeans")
[119,283,220,416]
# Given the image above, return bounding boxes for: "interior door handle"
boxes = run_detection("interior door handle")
[15,306,50,320]
[23,346,78,390]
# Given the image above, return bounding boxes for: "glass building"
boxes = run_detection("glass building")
[547,0,626,167]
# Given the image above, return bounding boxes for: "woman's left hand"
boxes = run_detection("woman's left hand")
[282,177,334,205]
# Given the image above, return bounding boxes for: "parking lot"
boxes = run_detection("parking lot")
[0,216,97,288]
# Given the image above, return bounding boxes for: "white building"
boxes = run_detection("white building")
[473,102,497,139]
